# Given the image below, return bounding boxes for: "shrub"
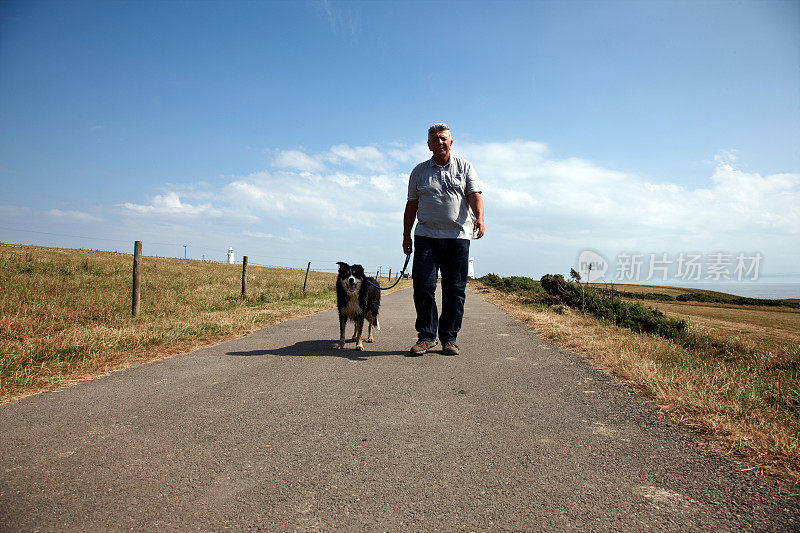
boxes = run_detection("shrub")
[478,273,542,295]
[539,274,568,296]
[480,273,502,287]
[676,293,715,303]
[502,276,542,293]
[610,291,675,301]
[479,272,689,343]
[538,274,687,342]
[677,292,798,308]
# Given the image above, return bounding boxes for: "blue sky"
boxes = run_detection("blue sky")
[1,0,798,283]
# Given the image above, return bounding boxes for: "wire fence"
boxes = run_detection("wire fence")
[2,228,413,320]
[0,225,407,277]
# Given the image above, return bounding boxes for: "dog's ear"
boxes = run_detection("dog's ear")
[353,264,365,276]
[336,261,348,270]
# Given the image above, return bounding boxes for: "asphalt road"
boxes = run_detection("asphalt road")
[1,287,798,531]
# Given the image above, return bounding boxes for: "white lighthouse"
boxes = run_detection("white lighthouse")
[227,247,234,264]
[468,257,475,279]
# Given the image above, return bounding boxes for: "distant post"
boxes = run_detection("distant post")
[581,284,585,313]
[303,261,311,294]
[132,241,142,316]
[241,256,248,297]
[388,268,392,280]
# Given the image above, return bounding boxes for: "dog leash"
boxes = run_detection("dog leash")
[364,253,411,290]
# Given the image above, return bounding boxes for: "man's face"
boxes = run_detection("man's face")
[427,130,453,161]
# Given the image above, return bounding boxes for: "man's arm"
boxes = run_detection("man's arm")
[403,200,418,254]
[469,192,484,239]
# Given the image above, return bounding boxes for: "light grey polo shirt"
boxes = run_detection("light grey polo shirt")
[407,155,482,240]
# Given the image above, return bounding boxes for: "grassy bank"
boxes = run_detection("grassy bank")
[473,276,800,485]
[0,243,410,403]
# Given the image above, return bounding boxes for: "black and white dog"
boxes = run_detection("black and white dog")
[335,262,380,351]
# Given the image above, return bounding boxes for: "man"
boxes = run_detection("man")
[403,123,485,356]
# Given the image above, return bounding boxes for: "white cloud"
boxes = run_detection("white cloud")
[327,172,363,188]
[244,231,279,239]
[43,209,101,222]
[273,150,327,172]
[121,192,223,217]
[224,166,403,229]
[370,173,402,194]
[269,143,425,176]
[0,205,102,224]
[243,228,312,241]
[226,179,287,213]
[714,150,739,163]
[327,144,384,163]
[68,141,797,276]
[0,205,30,216]
[460,140,549,181]
[385,142,429,165]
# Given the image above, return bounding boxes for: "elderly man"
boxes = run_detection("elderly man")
[403,123,485,356]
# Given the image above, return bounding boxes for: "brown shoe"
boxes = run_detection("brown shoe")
[409,339,437,356]
[442,342,459,356]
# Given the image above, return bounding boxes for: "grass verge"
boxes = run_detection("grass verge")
[471,280,800,486]
[0,243,410,404]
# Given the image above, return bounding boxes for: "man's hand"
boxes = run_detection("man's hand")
[403,200,418,255]
[468,192,485,239]
[403,234,413,255]
[473,217,485,239]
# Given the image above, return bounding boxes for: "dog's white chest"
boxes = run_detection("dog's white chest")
[342,294,362,318]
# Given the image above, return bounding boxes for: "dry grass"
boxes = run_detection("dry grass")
[472,281,800,486]
[649,301,800,354]
[0,243,410,403]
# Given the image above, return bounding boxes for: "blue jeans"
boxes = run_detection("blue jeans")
[412,236,470,344]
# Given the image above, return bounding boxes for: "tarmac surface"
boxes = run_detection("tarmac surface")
[1,286,798,531]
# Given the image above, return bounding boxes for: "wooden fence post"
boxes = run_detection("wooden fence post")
[581,283,585,313]
[132,241,142,316]
[388,268,391,280]
[303,261,311,294]
[241,256,248,297]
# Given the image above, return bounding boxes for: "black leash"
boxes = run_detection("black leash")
[365,253,411,290]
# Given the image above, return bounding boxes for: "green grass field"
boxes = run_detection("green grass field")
[0,243,408,403]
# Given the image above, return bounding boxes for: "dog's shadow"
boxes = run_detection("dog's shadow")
[227,339,407,362]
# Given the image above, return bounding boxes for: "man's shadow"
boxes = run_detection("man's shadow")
[227,339,407,362]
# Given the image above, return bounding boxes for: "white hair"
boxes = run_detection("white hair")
[427,123,451,137]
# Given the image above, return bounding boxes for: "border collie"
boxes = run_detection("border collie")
[335,262,380,350]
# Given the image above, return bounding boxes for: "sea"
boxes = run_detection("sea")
[653,282,800,300]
